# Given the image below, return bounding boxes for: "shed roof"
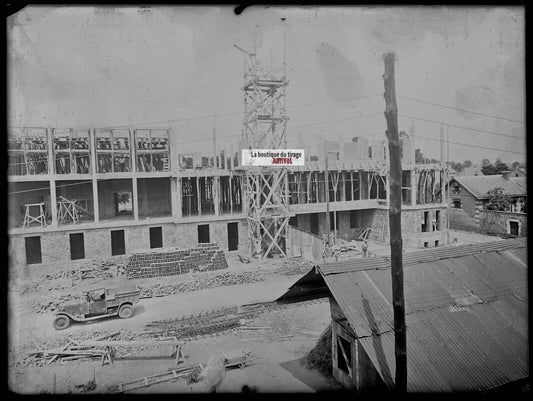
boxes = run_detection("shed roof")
[452,175,526,198]
[319,238,528,391]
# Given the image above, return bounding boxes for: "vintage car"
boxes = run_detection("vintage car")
[53,285,141,330]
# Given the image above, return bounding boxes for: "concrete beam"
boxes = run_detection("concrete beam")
[92,178,100,222]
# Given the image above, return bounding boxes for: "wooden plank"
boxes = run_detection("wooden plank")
[48,341,74,365]
[77,340,182,347]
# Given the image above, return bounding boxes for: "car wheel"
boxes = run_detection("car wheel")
[53,315,70,330]
[118,304,134,319]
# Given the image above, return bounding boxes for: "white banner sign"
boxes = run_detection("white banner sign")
[241,149,305,166]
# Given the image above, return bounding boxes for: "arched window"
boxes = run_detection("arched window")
[452,199,462,209]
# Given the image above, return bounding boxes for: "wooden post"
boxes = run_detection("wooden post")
[383,52,407,393]
[324,153,330,242]
[446,125,451,244]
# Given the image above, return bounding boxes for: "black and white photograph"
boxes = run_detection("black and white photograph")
[6,5,527,394]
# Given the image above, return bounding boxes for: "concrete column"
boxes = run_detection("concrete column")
[90,129,98,175]
[132,177,139,220]
[46,129,58,227]
[386,173,390,207]
[213,176,220,216]
[196,176,202,215]
[411,169,417,206]
[46,127,55,175]
[92,178,100,222]
[176,177,183,219]
[131,129,137,173]
[170,177,179,218]
[49,179,58,227]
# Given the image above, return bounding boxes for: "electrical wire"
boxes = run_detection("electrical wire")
[399,114,525,140]
[398,95,524,124]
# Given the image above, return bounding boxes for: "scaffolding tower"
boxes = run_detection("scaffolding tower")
[234,44,290,258]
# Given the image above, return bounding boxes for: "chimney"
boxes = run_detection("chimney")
[502,171,511,181]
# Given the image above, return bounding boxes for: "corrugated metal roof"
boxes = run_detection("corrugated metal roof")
[452,175,526,198]
[319,237,526,275]
[321,239,528,391]
[359,297,529,392]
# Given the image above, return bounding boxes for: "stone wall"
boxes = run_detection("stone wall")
[8,219,248,268]
[370,207,449,249]
[478,210,527,237]
[125,243,228,279]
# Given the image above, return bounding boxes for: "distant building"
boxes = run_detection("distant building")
[278,238,528,392]
[447,172,526,235]
[448,172,526,217]
[511,165,526,177]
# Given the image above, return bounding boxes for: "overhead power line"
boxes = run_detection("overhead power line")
[410,133,525,155]
[11,94,383,133]
[399,114,525,140]
[398,95,524,124]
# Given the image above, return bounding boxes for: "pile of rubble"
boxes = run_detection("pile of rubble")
[138,271,265,298]
[29,293,86,314]
[72,260,122,281]
[275,257,315,276]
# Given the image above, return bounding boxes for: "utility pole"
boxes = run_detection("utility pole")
[446,124,451,244]
[383,52,407,393]
[324,148,330,250]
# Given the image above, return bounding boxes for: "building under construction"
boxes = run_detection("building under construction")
[8,49,448,267]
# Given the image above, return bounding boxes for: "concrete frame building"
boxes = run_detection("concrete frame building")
[8,126,449,268]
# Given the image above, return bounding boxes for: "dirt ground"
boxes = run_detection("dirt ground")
[8,230,502,394]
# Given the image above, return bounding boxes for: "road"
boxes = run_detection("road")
[11,274,299,345]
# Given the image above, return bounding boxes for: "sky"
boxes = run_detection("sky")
[7,5,526,165]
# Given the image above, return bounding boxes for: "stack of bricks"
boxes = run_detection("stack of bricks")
[125,243,228,279]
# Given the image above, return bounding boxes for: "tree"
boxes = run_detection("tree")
[450,161,463,172]
[482,164,499,175]
[512,161,521,169]
[481,158,499,175]
[485,187,512,211]
[463,160,472,168]
[494,158,509,173]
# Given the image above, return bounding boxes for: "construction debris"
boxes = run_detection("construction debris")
[138,271,265,299]
[75,379,96,393]
[275,257,315,276]
[185,365,203,384]
[27,270,264,313]
[303,324,332,376]
[237,254,251,264]
[26,335,183,366]
[71,260,121,282]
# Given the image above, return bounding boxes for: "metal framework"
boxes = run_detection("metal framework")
[235,44,290,258]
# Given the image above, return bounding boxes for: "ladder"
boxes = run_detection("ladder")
[163,154,169,171]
